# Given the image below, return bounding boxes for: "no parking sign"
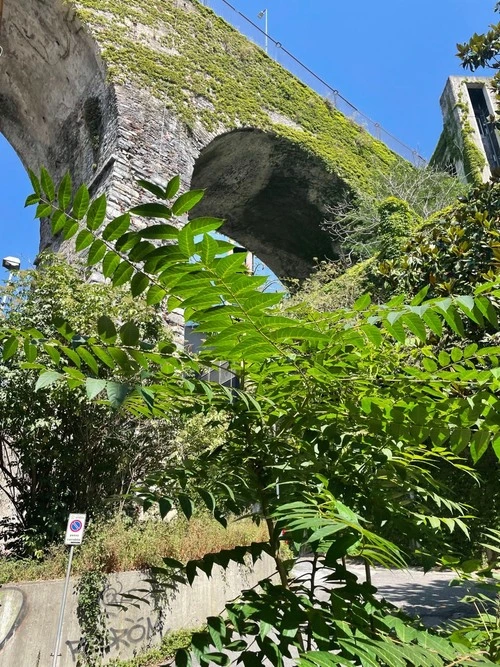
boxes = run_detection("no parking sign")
[64,513,87,546]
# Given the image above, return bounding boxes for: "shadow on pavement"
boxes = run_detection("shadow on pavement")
[376,577,476,626]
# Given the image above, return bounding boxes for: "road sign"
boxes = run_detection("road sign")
[64,513,87,546]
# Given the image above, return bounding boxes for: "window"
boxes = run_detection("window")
[467,85,500,170]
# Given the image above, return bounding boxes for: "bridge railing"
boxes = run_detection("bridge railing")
[199,0,427,167]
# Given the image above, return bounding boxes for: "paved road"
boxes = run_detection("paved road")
[293,560,474,627]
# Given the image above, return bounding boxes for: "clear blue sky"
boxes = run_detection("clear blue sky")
[0,0,496,273]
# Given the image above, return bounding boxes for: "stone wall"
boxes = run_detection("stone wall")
[0,555,276,666]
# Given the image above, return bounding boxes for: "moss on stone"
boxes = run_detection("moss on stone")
[377,196,421,260]
[430,94,485,186]
[74,0,402,196]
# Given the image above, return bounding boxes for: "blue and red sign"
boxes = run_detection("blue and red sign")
[65,513,87,546]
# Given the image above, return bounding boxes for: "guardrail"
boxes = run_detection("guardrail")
[200,0,427,167]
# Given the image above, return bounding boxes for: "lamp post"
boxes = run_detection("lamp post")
[257,9,268,54]
[2,256,21,310]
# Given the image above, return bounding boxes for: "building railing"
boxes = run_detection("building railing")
[200,0,427,167]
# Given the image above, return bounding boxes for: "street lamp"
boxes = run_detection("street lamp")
[257,9,268,54]
[2,256,21,309]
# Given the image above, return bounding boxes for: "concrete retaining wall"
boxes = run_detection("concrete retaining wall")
[0,555,275,666]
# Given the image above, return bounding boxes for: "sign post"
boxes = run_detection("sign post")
[51,513,86,667]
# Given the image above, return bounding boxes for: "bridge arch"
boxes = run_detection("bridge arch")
[190,129,353,281]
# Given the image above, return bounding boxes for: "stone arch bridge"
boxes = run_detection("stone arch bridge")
[0,0,402,280]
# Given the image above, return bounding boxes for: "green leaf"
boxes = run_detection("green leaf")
[187,217,224,236]
[361,324,382,347]
[137,179,167,199]
[58,173,72,210]
[172,189,204,216]
[450,427,472,454]
[178,494,194,520]
[106,381,131,408]
[165,175,181,199]
[102,213,131,241]
[92,345,116,369]
[51,210,67,235]
[175,648,191,667]
[28,169,41,196]
[97,315,117,344]
[471,430,489,463]
[112,261,134,287]
[128,241,156,263]
[423,309,443,337]
[85,378,107,400]
[214,253,246,277]
[130,272,150,297]
[24,193,40,207]
[146,284,167,305]
[138,224,179,240]
[72,184,90,220]
[402,312,427,343]
[120,321,140,346]
[131,203,172,219]
[200,234,219,266]
[87,194,107,231]
[102,251,121,278]
[75,229,94,252]
[24,340,37,363]
[422,357,437,372]
[35,203,53,219]
[87,239,107,266]
[2,336,18,361]
[40,167,55,202]
[353,293,371,311]
[35,371,62,391]
[410,285,430,306]
[438,350,450,367]
[196,488,216,513]
[115,232,141,253]
[62,217,79,241]
[158,499,174,520]
[77,347,99,375]
[178,226,196,258]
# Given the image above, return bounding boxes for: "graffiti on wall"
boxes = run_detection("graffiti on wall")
[65,578,161,663]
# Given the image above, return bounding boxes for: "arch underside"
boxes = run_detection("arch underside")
[0,0,116,251]
[191,129,353,280]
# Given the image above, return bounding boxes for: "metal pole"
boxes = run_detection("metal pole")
[265,10,268,54]
[1,271,12,310]
[51,546,75,667]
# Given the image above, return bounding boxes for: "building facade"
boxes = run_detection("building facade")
[431,76,500,184]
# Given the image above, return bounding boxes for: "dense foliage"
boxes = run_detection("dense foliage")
[322,162,465,265]
[6,164,500,665]
[378,181,500,299]
[0,257,176,554]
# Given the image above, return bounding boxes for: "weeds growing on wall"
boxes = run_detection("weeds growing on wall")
[76,570,109,666]
[0,515,267,584]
